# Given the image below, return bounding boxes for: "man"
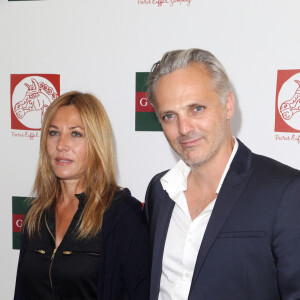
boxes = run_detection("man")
[144,48,300,300]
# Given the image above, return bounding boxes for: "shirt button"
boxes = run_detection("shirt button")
[185,273,190,278]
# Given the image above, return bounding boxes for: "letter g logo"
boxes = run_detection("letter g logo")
[140,98,148,107]
[16,219,23,228]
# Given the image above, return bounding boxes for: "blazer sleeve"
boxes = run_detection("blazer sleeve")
[273,175,300,299]
[144,171,167,224]
[144,176,155,223]
[14,228,28,300]
[122,201,150,300]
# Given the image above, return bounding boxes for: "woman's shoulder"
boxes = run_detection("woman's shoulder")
[113,188,141,209]
[102,188,145,233]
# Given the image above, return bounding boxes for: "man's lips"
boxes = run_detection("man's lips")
[179,137,202,148]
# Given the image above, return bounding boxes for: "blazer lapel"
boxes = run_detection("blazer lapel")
[189,140,254,293]
[150,189,174,300]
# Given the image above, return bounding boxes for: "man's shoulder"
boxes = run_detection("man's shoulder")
[145,170,170,207]
[236,139,300,179]
[148,170,169,188]
[251,152,300,179]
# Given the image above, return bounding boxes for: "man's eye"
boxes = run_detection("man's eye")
[193,105,204,112]
[72,131,83,137]
[49,130,59,136]
[162,114,174,121]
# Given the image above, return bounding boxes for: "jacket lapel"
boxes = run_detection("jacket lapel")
[189,140,254,293]
[150,189,175,300]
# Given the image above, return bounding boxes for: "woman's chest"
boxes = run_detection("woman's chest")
[22,224,102,299]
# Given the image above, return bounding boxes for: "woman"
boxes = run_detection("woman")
[14,91,150,300]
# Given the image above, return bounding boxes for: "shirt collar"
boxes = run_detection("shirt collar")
[161,159,190,199]
[75,192,88,210]
[161,137,239,201]
[216,137,238,193]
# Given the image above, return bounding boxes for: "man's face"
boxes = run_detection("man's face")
[155,63,234,167]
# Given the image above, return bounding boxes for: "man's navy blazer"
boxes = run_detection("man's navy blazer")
[144,140,300,300]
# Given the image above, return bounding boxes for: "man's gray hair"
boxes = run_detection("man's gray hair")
[147,48,232,107]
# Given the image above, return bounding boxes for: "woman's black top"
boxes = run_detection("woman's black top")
[14,188,150,300]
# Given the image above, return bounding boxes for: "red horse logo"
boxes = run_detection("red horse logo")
[280,80,300,120]
[14,78,58,121]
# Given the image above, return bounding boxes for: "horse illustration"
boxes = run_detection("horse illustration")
[14,78,58,121]
[280,80,300,120]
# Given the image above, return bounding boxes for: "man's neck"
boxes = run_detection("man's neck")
[185,136,235,220]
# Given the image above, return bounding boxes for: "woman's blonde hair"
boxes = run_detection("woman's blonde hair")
[23,91,118,239]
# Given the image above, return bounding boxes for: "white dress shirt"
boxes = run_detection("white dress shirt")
[158,138,239,300]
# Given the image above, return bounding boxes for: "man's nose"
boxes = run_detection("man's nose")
[178,116,194,135]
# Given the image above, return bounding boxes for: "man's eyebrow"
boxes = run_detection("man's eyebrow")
[188,102,205,107]
[160,110,174,114]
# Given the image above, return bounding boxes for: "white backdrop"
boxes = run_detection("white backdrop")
[1,0,300,298]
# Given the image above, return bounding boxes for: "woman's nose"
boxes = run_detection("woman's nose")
[56,134,70,151]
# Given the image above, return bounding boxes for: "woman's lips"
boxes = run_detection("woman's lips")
[55,158,73,165]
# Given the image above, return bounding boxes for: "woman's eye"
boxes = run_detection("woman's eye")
[49,130,59,136]
[193,105,204,112]
[72,131,82,137]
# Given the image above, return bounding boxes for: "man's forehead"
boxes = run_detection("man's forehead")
[157,63,213,87]
[156,63,214,93]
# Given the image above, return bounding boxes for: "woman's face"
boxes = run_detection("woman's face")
[46,105,88,184]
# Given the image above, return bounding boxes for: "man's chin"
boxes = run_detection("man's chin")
[173,147,206,166]
[181,155,205,167]
[185,160,203,167]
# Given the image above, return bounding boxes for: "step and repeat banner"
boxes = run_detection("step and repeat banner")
[1,0,300,298]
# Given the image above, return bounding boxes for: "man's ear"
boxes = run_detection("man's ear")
[225,91,234,120]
